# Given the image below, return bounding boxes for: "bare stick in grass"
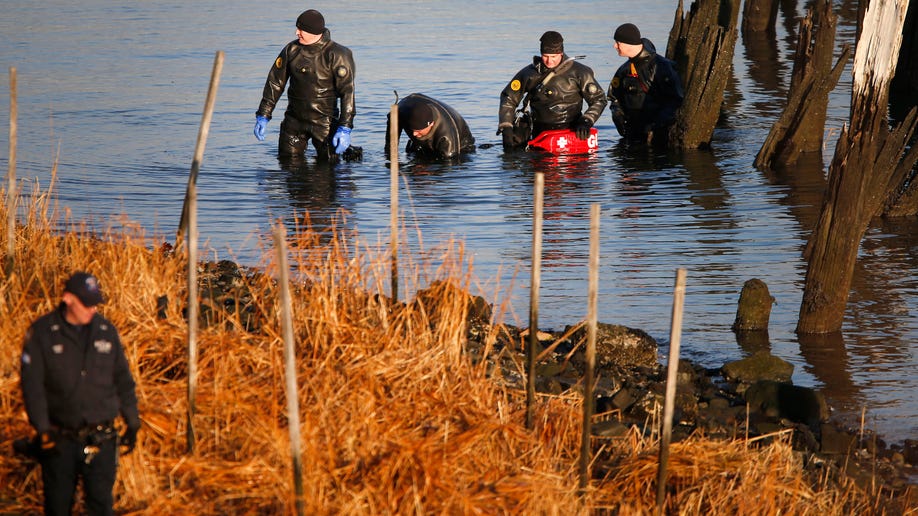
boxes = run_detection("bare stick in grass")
[526,171,544,429]
[656,268,687,515]
[177,50,223,244]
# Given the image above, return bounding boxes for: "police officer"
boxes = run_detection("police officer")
[498,31,607,151]
[607,23,684,145]
[385,93,476,160]
[254,9,357,162]
[20,272,141,516]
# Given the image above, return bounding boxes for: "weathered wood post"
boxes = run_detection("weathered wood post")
[177,50,223,245]
[273,222,306,516]
[755,0,850,169]
[526,171,544,430]
[656,268,687,515]
[666,0,742,149]
[182,50,223,453]
[797,0,917,333]
[579,203,600,493]
[185,169,199,453]
[6,67,17,268]
[732,278,774,331]
[389,104,399,303]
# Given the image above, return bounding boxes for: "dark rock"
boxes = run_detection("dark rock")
[592,420,630,438]
[744,380,828,426]
[820,423,858,455]
[722,350,794,383]
[610,388,638,412]
[568,322,659,370]
[904,439,918,465]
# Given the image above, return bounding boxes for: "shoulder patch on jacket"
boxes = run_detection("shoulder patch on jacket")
[611,77,620,88]
[510,79,521,91]
[275,57,283,69]
[336,66,349,78]
[587,83,599,94]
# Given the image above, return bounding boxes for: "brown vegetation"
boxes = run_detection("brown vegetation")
[0,185,908,514]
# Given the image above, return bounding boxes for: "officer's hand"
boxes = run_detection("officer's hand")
[254,116,269,141]
[119,425,139,455]
[575,117,593,140]
[501,127,515,151]
[612,110,627,137]
[332,126,352,154]
[39,431,58,457]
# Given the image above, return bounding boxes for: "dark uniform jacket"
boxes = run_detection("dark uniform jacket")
[20,305,140,434]
[386,93,476,160]
[257,29,356,141]
[607,39,683,140]
[499,55,607,135]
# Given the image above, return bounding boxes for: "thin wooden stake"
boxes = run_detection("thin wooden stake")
[273,222,305,516]
[579,203,600,492]
[6,67,17,266]
[389,104,399,302]
[185,175,199,453]
[656,268,687,515]
[177,50,224,244]
[526,171,544,429]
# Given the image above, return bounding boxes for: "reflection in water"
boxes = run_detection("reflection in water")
[266,157,358,244]
[761,151,827,235]
[742,27,786,101]
[680,149,735,232]
[797,332,860,419]
[735,330,772,356]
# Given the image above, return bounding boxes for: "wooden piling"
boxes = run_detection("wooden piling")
[6,67,16,267]
[182,50,224,453]
[667,0,741,149]
[579,203,600,492]
[732,278,774,331]
[755,0,849,169]
[798,0,916,333]
[526,171,544,430]
[273,222,306,516]
[177,50,224,244]
[656,268,687,515]
[185,174,199,453]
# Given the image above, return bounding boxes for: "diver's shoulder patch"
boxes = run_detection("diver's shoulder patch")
[275,57,283,69]
[510,79,521,92]
[336,66,349,78]
[587,83,599,94]
[611,76,620,88]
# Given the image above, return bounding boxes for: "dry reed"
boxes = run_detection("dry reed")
[0,183,907,515]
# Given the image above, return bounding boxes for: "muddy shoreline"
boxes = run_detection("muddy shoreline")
[188,257,916,497]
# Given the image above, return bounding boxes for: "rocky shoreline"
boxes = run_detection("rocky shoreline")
[192,258,917,500]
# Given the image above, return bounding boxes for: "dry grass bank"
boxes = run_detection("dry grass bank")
[0,186,903,515]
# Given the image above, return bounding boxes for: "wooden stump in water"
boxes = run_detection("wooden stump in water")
[732,278,774,332]
[797,0,917,334]
[666,0,741,150]
[754,0,849,169]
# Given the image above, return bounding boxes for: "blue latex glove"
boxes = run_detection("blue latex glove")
[254,116,269,141]
[332,126,351,154]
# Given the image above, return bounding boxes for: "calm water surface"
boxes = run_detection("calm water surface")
[1,0,916,444]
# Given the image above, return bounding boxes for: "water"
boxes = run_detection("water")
[1,0,916,445]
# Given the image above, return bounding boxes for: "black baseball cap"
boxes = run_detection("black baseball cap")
[64,272,104,307]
